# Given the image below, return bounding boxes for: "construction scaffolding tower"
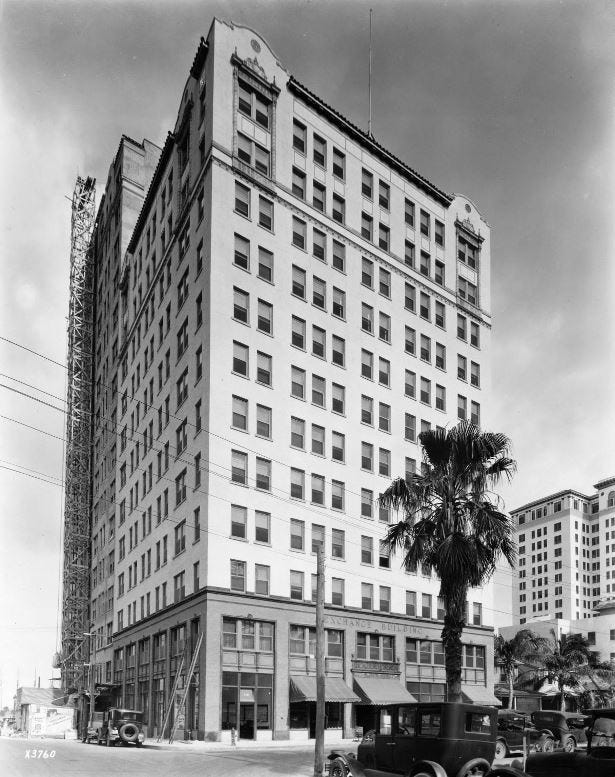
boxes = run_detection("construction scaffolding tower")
[60,175,96,693]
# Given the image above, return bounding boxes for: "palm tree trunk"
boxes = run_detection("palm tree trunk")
[442,586,467,703]
[560,683,566,712]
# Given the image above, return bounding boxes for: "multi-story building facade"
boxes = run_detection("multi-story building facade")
[83,19,499,741]
[511,477,615,625]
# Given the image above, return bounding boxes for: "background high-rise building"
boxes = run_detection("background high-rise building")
[511,476,615,626]
[80,18,500,741]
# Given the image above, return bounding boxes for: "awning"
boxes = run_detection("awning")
[461,684,501,706]
[289,675,360,703]
[354,677,417,705]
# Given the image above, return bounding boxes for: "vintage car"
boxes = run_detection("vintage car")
[495,709,554,759]
[98,708,145,747]
[82,711,105,743]
[530,710,589,752]
[504,708,615,777]
[328,702,497,777]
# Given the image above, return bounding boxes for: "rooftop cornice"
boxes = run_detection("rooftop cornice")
[511,488,594,516]
[189,36,209,79]
[287,76,453,209]
[594,476,615,491]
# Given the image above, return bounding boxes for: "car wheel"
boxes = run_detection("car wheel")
[456,759,490,777]
[329,758,346,777]
[563,736,575,753]
[542,736,554,753]
[494,739,508,760]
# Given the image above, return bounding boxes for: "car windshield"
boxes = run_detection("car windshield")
[114,710,140,721]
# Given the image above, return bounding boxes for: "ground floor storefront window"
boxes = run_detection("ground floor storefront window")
[221,671,272,739]
[289,701,343,737]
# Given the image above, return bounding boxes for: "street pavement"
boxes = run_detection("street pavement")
[0,735,516,776]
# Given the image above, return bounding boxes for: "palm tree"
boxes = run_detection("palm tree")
[494,629,543,709]
[379,421,516,703]
[520,630,615,711]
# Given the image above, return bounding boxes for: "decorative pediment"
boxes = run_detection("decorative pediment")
[244,56,266,80]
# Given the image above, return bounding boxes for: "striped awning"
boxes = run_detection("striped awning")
[289,675,360,703]
[354,677,417,705]
[461,684,501,706]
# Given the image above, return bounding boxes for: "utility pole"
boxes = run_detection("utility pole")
[88,633,96,735]
[313,543,325,777]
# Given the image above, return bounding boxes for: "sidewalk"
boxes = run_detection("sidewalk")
[145,736,358,752]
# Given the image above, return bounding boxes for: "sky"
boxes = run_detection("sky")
[0,0,613,707]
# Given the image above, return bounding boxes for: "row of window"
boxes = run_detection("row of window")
[291,121,445,247]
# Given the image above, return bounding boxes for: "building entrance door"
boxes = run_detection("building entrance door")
[239,703,255,739]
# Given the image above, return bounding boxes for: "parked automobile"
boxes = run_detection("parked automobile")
[98,708,145,747]
[83,711,105,743]
[508,708,615,777]
[530,710,589,752]
[328,702,497,777]
[495,709,554,759]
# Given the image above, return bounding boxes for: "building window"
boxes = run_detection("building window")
[378,357,390,386]
[311,474,325,505]
[255,457,271,491]
[231,396,248,431]
[361,535,373,565]
[332,193,345,223]
[458,236,478,268]
[332,148,345,180]
[361,442,373,471]
[379,448,391,477]
[379,541,390,569]
[379,402,391,432]
[292,217,306,249]
[405,370,416,398]
[420,292,430,321]
[406,590,417,616]
[231,505,247,539]
[238,80,271,129]
[332,240,345,272]
[357,633,394,662]
[332,287,345,318]
[362,257,373,288]
[405,326,416,356]
[405,199,415,227]
[230,560,246,592]
[435,342,446,370]
[458,277,478,307]
[256,404,272,438]
[379,268,391,298]
[332,383,345,414]
[292,265,306,299]
[235,182,250,217]
[237,133,270,176]
[421,593,432,618]
[255,564,270,595]
[361,489,373,519]
[231,450,248,485]
[290,468,305,499]
[175,470,187,505]
[470,361,480,387]
[420,210,430,237]
[258,196,273,230]
[362,583,373,610]
[435,384,446,411]
[233,287,249,324]
[311,423,325,455]
[233,341,248,377]
[290,519,304,550]
[332,335,345,366]
[257,299,273,334]
[256,351,272,386]
[313,277,326,309]
[292,316,306,349]
[258,247,273,282]
[331,481,345,511]
[405,413,416,442]
[331,578,345,606]
[291,417,305,449]
[292,167,306,200]
[420,377,431,405]
[379,312,391,343]
[379,586,391,613]
[331,528,345,558]
[291,366,306,399]
[379,223,390,250]
[293,119,306,153]
[313,134,326,167]
[312,375,326,407]
[362,169,373,198]
[435,260,445,286]
[361,212,373,241]
[435,301,445,329]
[435,220,445,247]
[470,321,480,348]
[457,395,467,422]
